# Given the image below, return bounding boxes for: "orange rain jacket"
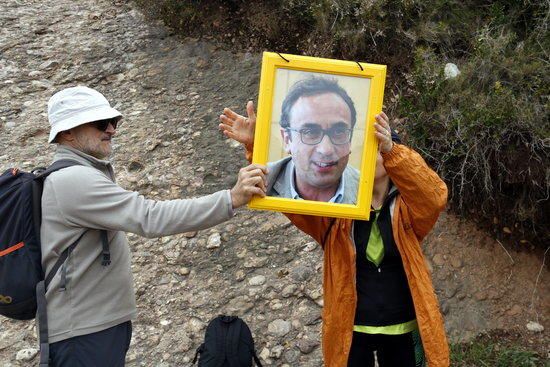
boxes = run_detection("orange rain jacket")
[247,143,450,366]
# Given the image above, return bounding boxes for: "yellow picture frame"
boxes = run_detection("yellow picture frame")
[249,52,387,220]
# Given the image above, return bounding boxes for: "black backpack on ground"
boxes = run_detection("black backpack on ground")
[0,160,110,367]
[193,315,263,367]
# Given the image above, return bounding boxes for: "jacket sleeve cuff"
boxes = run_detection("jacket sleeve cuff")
[381,143,406,168]
[224,189,235,218]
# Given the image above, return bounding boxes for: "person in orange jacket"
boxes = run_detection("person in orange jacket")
[220,100,450,367]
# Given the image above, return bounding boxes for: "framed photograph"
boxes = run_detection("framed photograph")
[249,52,387,220]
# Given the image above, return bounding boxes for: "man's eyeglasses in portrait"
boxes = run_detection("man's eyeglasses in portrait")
[286,126,352,145]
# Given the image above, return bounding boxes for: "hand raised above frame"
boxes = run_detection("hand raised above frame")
[219,100,256,147]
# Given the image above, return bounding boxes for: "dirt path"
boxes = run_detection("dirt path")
[0,0,547,365]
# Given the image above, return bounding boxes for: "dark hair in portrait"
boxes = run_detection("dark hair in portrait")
[279,76,357,129]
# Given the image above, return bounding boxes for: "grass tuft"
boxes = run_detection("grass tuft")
[451,338,543,367]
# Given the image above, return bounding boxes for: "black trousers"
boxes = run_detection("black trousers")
[347,330,425,367]
[50,321,132,367]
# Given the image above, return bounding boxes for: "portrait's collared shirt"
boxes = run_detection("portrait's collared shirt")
[288,160,345,203]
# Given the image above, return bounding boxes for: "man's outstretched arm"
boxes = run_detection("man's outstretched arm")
[48,162,267,238]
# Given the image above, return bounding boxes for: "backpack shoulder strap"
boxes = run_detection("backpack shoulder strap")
[36,281,49,367]
[100,230,111,266]
[44,230,87,290]
[35,159,82,179]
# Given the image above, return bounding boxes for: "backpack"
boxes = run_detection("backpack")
[0,160,111,367]
[193,315,263,367]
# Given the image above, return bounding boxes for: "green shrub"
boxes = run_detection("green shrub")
[397,8,549,246]
[133,0,549,247]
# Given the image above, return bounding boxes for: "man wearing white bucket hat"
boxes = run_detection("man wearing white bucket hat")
[40,86,267,366]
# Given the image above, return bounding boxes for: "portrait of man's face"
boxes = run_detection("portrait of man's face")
[281,92,352,195]
[267,69,369,204]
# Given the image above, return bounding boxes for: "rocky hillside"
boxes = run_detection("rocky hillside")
[0,0,548,365]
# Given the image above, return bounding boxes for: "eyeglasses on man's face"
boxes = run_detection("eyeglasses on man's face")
[286,126,352,145]
[90,118,119,132]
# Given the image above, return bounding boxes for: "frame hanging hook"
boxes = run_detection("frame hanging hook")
[276,52,290,63]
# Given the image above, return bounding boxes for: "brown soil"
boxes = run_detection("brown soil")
[422,211,549,359]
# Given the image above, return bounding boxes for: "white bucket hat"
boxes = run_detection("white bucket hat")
[47,86,122,143]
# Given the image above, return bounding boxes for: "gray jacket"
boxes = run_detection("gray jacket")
[266,156,359,204]
[41,146,233,343]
